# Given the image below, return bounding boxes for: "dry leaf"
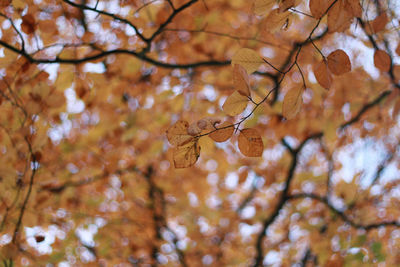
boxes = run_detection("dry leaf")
[232,48,263,74]
[166,120,193,146]
[173,139,200,168]
[313,60,332,89]
[197,117,222,130]
[327,49,351,75]
[367,12,388,34]
[222,91,249,116]
[328,1,353,33]
[282,85,304,119]
[374,50,391,72]
[209,121,234,142]
[309,0,334,19]
[187,122,202,136]
[253,0,275,16]
[233,64,251,96]
[238,128,263,157]
[262,9,292,33]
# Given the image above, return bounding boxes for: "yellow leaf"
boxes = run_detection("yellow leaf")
[233,64,251,96]
[173,139,200,168]
[374,50,391,72]
[282,85,304,119]
[327,49,351,75]
[166,120,194,146]
[253,0,275,16]
[222,91,248,116]
[238,128,263,157]
[209,121,234,142]
[231,48,263,74]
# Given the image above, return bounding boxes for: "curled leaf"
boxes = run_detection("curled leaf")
[197,117,221,130]
[232,48,263,74]
[282,86,304,119]
[209,121,234,142]
[166,120,193,146]
[374,50,391,72]
[233,64,251,96]
[173,139,200,168]
[313,60,332,89]
[238,128,263,157]
[187,123,202,136]
[222,91,248,116]
[327,49,351,75]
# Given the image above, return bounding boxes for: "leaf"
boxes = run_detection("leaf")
[222,91,249,116]
[173,139,200,168]
[278,0,300,13]
[233,64,251,96]
[166,120,193,146]
[262,8,292,33]
[232,48,263,74]
[187,122,202,136]
[396,43,400,56]
[345,0,362,18]
[238,128,263,157]
[282,85,304,119]
[327,49,351,75]
[367,12,388,34]
[253,0,275,16]
[309,0,334,19]
[327,1,353,33]
[374,50,391,72]
[21,14,36,34]
[209,121,234,142]
[197,117,222,130]
[313,60,332,89]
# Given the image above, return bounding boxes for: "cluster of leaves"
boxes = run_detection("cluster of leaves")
[1,0,400,266]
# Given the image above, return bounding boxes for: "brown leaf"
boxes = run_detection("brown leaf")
[327,49,351,75]
[374,50,391,72]
[309,0,334,19]
[282,86,304,119]
[313,60,332,89]
[21,14,36,34]
[197,117,222,130]
[187,123,202,136]
[166,120,193,146]
[327,1,353,33]
[35,235,45,243]
[222,91,248,116]
[173,139,200,168]
[367,12,388,34]
[262,9,292,34]
[345,0,362,18]
[209,121,234,142]
[238,128,263,157]
[233,64,250,96]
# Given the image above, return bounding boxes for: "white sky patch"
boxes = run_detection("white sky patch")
[83,63,105,73]
[65,88,85,113]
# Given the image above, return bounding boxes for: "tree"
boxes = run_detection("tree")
[0,0,400,265]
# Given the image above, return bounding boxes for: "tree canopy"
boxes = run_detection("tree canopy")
[1,0,400,266]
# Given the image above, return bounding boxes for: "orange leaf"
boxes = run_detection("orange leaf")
[327,49,351,75]
[309,0,334,19]
[327,1,353,33]
[233,64,251,97]
[374,50,391,72]
[197,117,222,130]
[173,139,200,168]
[222,91,248,116]
[209,121,234,142]
[238,128,263,157]
[366,12,388,34]
[261,9,292,34]
[282,85,304,119]
[166,120,193,146]
[232,48,263,74]
[313,60,332,89]
[253,0,275,16]
[345,0,362,18]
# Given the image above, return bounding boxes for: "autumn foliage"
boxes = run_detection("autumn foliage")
[1,0,400,266]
